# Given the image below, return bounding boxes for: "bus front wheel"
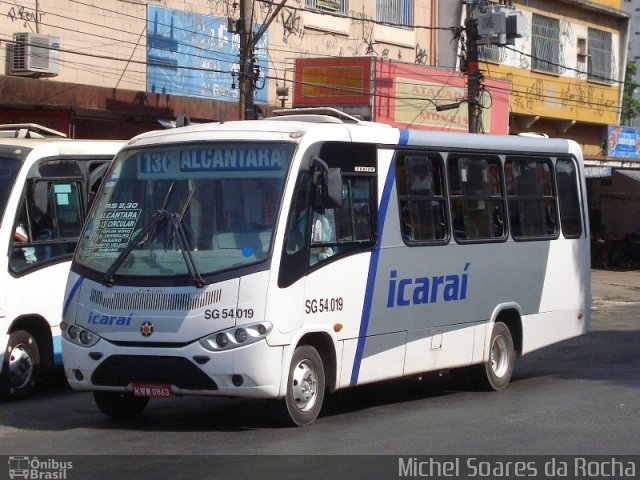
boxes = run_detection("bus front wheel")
[470,321,515,391]
[93,391,149,419]
[281,345,325,427]
[1,330,40,400]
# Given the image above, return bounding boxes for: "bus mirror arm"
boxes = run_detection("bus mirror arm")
[310,156,342,211]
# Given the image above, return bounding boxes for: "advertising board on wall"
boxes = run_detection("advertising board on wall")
[294,57,510,134]
[608,126,640,159]
[146,5,268,103]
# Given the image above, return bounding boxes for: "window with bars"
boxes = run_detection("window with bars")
[588,28,613,82]
[305,0,348,14]
[376,0,413,27]
[532,14,560,74]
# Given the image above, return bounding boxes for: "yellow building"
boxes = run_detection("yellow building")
[478,0,629,159]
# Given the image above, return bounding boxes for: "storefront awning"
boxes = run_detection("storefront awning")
[585,166,612,178]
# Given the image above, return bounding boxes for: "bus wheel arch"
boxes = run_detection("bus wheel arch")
[297,332,337,393]
[1,316,52,400]
[493,308,522,359]
[472,309,522,391]
[279,332,336,427]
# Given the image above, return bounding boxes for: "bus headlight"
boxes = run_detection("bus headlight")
[215,333,229,348]
[200,322,272,352]
[67,325,80,340]
[79,330,95,345]
[235,328,248,343]
[62,324,101,348]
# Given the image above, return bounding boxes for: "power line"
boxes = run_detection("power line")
[1,26,623,118]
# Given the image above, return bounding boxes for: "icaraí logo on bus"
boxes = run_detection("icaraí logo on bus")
[386,263,470,308]
[87,312,133,326]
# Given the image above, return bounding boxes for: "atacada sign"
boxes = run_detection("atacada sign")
[294,57,510,134]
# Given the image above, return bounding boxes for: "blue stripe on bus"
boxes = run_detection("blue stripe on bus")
[52,335,62,365]
[399,129,410,146]
[63,276,84,318]
[350,160,396,385]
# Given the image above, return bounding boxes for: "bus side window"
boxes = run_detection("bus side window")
[396,153,448,243]
[556,158,583,238]
[448,155,505,242]
[51,183,84,238]
[278,173,312,288]
[10,180,83,273]
[506,157,558,240]
[310,176,374,266]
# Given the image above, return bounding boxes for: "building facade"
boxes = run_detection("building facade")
[0,0,442,138]
[472,0,629,159]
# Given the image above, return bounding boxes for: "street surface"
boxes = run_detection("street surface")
[0,269,638,479]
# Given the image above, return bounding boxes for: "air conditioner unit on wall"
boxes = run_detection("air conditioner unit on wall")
[8,32,60,77]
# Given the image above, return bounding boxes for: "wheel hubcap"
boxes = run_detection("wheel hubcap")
[490,335,509,378]
[291,359,318,412]
[8,344,33,390]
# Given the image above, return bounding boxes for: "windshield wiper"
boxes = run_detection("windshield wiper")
[167,212,205,288]
[165,185,196,249]
[102,182,204,288]
[103,209,168,287]
[145,182,174,247]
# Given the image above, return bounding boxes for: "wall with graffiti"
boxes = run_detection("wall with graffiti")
[472,5,623,126]
[0,0,439,110]
[254,0,437,107]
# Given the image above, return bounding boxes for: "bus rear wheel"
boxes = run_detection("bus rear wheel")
[470,322,515,391]
[280,345,325,427]
[93,391,149,419]
[1,330,40,400]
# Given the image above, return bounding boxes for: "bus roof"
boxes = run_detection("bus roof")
[126,115,581,159]
[0,137,126,157]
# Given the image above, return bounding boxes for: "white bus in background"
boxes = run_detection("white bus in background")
[61,109,590,426]
[0,124,124,399]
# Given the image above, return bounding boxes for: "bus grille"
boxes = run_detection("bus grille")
[89,288,222,311]
[91,355,218,391]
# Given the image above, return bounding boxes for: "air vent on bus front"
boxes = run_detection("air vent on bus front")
[89,288,222,311]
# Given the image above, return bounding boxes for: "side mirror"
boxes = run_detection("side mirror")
[311,156,342,211]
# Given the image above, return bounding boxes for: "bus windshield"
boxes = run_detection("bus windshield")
[75,141,295,281]
[0,156,22,223]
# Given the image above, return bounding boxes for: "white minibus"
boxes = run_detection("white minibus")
[61,110,590,425]
[0,124,124,399]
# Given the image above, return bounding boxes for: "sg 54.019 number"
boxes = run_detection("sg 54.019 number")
[205,308,254,320]
[305,297,344,314]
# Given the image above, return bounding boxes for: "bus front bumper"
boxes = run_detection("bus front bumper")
[62,336,284,399]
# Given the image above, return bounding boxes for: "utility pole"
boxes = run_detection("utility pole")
[238,0,254,121]
[237,0,288,120]
[465,0,482,133]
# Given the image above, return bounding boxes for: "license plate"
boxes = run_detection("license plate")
[132,383,172,397]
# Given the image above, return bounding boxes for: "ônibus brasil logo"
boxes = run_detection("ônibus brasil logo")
[8,456,73,479]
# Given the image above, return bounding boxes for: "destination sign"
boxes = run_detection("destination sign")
[137,144,292,178]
